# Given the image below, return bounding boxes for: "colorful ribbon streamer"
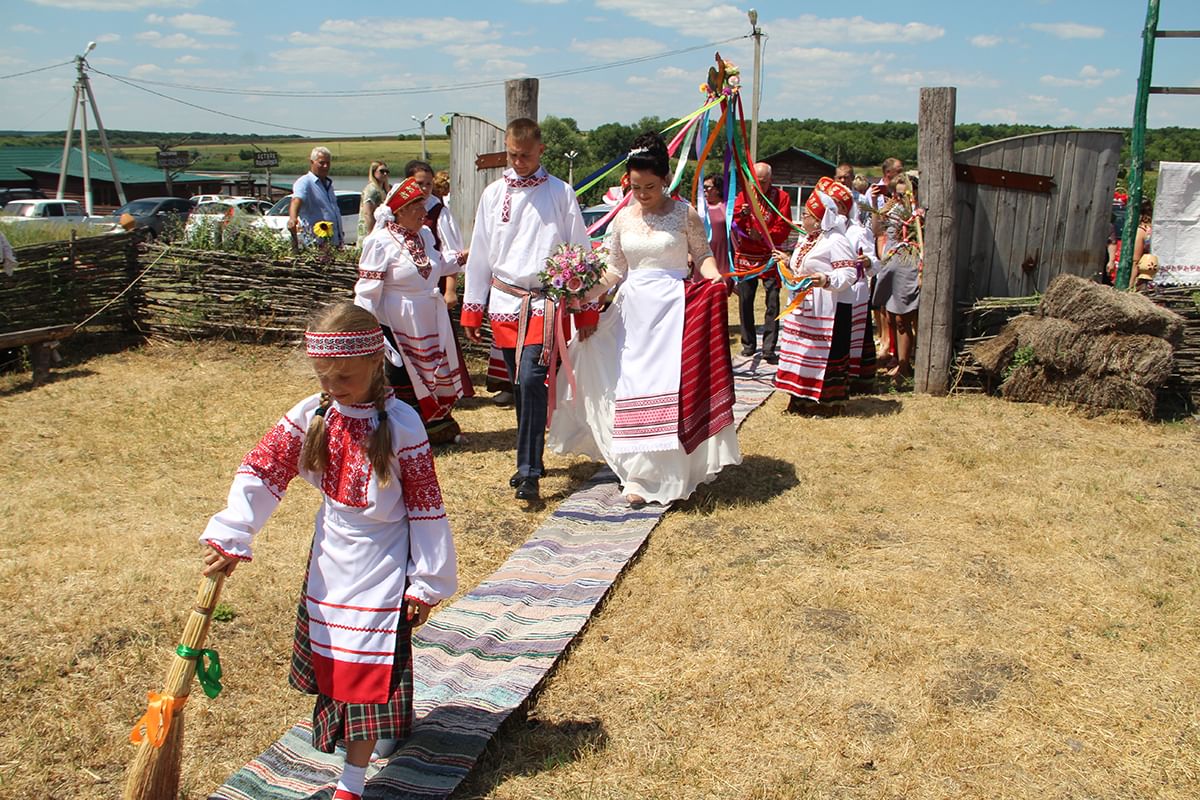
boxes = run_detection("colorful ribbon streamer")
[176,643,223,699]
[129,691,184,748]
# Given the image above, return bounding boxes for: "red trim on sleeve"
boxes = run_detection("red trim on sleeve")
[203,539,252,562]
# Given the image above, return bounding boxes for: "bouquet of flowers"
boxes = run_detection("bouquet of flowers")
[539,242,606,304]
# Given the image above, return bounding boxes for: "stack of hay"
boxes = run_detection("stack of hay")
[971,275,1185,418]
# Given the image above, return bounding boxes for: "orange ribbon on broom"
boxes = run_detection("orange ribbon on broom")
[130,691,184,748]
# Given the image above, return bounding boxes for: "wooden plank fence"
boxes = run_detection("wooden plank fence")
[954,130,1123,304]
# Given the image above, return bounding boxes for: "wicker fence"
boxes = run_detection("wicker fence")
[137,244,359,341]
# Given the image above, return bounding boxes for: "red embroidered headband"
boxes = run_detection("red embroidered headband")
[385,176,425,214]
[304,328,385,358]
[814,176,853,216]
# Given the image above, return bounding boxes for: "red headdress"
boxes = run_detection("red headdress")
[385,176,425,214]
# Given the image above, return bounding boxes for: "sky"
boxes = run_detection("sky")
[1,0,1198,137]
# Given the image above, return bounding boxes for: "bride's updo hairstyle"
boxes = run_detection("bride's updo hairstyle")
[626,132,670,180]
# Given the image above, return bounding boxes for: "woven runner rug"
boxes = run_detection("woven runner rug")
[211,357,777,800]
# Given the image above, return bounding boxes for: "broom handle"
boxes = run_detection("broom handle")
[162,573,225,699]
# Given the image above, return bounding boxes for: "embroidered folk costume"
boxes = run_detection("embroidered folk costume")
[357,179,472,444]
[548,200,741,504]
[819,176,880,393]
[774,185,860,407]
[463,166,597,486]
[200,326,457,753]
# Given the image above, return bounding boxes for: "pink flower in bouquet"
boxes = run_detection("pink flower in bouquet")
[565,276,583,293]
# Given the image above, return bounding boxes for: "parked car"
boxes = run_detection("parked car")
[184,197,274,238]
[0,198,89,224]
[581,203,615,238]
[189,194,227,206]
[104,196,195,239]
[255,190,361,245]
[0,187,46,208]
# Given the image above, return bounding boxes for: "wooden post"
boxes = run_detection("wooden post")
[505,78,539,125]
[913,86,958,396]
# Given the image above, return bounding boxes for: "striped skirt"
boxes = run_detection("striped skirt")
[775,301,853,404]
[289,589,415,753]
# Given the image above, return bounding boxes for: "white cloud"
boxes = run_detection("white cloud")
[148,13,237,36]
[979,107,1021,123]
[288,17,502,49]
[594,3,944,45]
[11,24,42,34]
[30,0,197,9]
[269,46,374,77]
[129,63,163,78]
[872,64,999,89]
[135,30,233,50]
[1028,22,1105,40]
[658,66,690,80]
[96,33,121,43]
[594,0,745,39]
[175,54,202,64]
[970,34,1001,48]
[1040,64,1120,87]
[626,75,654,87]
[773,15,944,44]
[569,37,665,57]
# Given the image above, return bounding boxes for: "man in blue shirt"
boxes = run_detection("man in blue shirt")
[288,146,343,246]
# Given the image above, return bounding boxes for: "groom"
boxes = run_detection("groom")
[462,118,596,502]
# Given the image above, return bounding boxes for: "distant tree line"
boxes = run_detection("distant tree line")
[538,116,1200,202]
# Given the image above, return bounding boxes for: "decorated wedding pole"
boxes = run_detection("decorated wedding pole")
[913,86,958,396]
[122,573,226,800]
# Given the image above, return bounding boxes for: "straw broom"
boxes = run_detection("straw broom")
[123,573,226,800]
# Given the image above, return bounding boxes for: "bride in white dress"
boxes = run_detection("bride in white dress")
[548,132,742,506]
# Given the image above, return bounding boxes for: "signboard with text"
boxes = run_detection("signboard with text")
[156,150,190,169]
[253,151,280,168]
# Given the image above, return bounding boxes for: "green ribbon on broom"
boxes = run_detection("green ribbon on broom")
[176,644,223,698]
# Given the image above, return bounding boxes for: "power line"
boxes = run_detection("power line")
[89,35,749,99]
[99,71,421,136]
[0,60,73,80]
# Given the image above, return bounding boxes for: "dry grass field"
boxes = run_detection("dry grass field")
[1,341,1197,800]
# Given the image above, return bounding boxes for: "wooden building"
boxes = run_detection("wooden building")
[4,147,223,210]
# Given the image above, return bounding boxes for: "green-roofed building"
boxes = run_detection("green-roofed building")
[0,145,224,208]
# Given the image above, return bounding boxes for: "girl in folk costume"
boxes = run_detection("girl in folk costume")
[837,179,882,394]
[357,177,472,445]
[200,302,457,800]
[870,174,921,386]
[462,117,598,502]
[547,132,741,507]
[773,183,860,416]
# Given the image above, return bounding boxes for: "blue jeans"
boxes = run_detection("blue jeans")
[500,344,547,480]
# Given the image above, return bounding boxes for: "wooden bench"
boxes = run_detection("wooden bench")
[0,324,74,384]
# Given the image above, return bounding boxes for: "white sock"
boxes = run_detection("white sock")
[371,738,399,760]
[336,762,367,797]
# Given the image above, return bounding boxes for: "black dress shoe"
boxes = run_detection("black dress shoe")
[765,354,779,365]
[509,471,522,488]
[740,347,757,357]
[514,476,539,501]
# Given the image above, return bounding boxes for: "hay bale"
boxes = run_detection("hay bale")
[1000,364,1155,418]
[969,317,1023,374]
[1039,275,1185,344]
[1015,316,1175,387]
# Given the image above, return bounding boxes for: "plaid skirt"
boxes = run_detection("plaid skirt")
[288,587,415,753]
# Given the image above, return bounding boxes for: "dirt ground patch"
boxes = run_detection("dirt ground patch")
[1,342,1197,799]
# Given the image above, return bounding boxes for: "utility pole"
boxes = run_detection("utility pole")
[412,113,433,161]
[565,150,578,186]
[58,41,125,213]
[748,8,764,162]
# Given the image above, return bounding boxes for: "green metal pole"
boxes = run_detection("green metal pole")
[1118,0,1160,290]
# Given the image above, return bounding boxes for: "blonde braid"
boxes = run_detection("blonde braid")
[367,364,394,486]
[300,392,333,474]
